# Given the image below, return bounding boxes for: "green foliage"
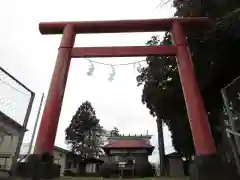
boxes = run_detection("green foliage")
[137,34,195,158]
[134,162,154,177]
[137,0,240,158]
[65,101,106,158]
[174,0,240,148]
[109,127,120,136]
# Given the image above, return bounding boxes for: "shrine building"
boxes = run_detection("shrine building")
[102,134,154,174]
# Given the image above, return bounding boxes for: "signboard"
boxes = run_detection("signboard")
[118,161,126,168]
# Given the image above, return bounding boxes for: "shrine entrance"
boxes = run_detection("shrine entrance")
[35,17,216,156]
[33,18,238,179]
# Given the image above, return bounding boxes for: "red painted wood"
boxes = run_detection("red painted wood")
[39,17,209,34]
[71,46,176,58]
[171,21,216,155]
[35,17,215,156]
[34,25,76,154]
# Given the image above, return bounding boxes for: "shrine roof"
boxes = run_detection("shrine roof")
[103,139,154,149]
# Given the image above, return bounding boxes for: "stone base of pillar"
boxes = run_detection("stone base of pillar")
[13,153,60,179]
[189,154,239,180]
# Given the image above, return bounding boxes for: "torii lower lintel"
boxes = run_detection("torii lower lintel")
[71,46,177,58]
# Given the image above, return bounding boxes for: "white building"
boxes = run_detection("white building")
[52,146,68,175]
[0,110,99,176]
[0,111,25,170]
[21,143,70,175]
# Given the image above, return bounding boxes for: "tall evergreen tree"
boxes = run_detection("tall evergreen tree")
[137,0,240,159]
[65,101,105,158]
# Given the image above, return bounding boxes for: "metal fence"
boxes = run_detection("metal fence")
[0,67,32,125]
[0,66,35,174]
[221,76,240,174]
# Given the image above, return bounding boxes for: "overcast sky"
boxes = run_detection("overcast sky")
[0,0,176,162]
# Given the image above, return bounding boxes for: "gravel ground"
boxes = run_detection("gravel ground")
[0,175,187,180]
[61,177,188,180]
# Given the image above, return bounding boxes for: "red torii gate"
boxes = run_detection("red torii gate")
[34,17,240,179]
[35,17,215,155]
[35,18,216,157]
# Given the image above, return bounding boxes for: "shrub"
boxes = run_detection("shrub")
[135,162,154,177]
[99,162,119,177]
[64,170,76,176]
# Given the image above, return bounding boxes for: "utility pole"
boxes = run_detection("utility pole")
[157,118,166,176]
[28,93,45,154]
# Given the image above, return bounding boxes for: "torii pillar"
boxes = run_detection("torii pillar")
[34,18,238,179]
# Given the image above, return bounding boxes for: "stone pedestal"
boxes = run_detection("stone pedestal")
[189,154,239,180]
[14,154,60,179]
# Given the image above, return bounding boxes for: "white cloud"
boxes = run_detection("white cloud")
[0,0,175,162]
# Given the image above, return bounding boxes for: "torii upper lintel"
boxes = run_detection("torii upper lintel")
[39,17,209,34]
